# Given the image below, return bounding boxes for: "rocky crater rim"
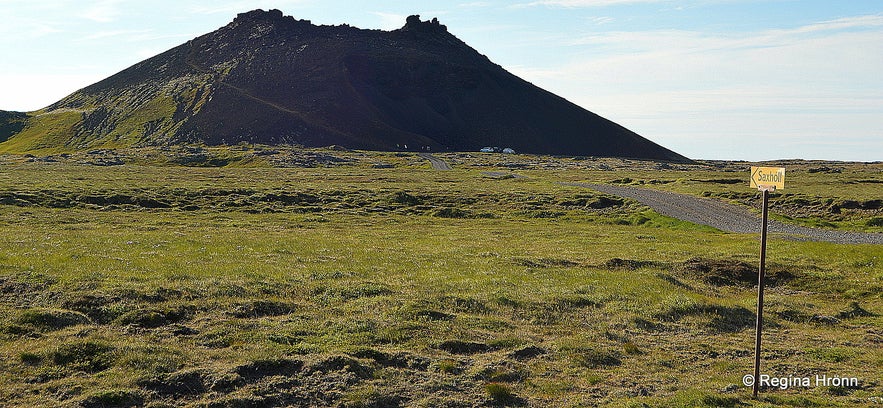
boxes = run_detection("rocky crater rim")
[232,8,447,33]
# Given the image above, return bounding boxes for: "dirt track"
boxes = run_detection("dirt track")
[570,183,883,245]
[419,153,453,170]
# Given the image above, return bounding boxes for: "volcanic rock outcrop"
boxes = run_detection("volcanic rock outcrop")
[0,9,689,161]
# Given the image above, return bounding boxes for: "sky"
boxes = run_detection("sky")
[1,0,882,161]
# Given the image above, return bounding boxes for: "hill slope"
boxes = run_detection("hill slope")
[0,111,27,143]
[0,9,689,162]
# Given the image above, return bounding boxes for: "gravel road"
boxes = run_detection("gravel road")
[419,153,453,170]
[570,183,883,245]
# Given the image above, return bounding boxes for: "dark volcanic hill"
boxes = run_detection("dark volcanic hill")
[0,9,689,161]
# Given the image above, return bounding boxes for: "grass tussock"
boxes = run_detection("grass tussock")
[0,153,880,406]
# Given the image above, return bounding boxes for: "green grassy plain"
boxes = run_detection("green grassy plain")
[0,149,881,407]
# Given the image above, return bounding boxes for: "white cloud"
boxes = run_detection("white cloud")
[789,13,883,34]
[75,29,152,42]
[10,22,63,38]
[458,2,493,8]
[79,0,125,23]
[0,15,63,39]
[187,0,310,15]
[587,16,615,25]
[521,0,665,7]
[370,12,409,30]
[0,74,105,112]
[509,14,883,160]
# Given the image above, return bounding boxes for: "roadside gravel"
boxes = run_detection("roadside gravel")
[570,183,883,245]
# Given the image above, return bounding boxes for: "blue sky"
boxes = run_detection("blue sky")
[1,0,882,161]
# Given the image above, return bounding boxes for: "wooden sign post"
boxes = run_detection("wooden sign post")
[749,166,785,398]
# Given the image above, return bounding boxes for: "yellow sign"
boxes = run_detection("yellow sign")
[750,167,785,190]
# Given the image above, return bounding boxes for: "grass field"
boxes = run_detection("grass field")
[0,148,881,407]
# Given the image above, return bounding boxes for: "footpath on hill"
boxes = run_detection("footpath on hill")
[569,183,883,245]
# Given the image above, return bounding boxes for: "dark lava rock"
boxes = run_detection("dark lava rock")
[308,355,373,379]
[437,340,493,355]
[8,10,689,162]
[235,358,304,380]
[511,345,547,360]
